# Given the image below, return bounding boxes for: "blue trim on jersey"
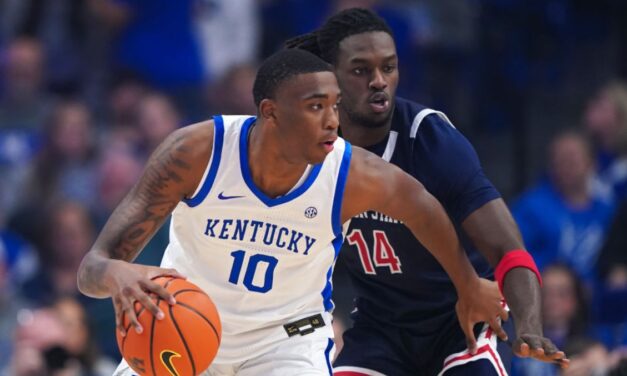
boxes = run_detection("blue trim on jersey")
[239,117,323,207]
[324,338,334,375]
[321,141,352,312]
[331,142,352,235]
[322,233,344,311]
[183,115,225,207]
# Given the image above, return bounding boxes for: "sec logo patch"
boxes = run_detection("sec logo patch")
[304,207,318,218]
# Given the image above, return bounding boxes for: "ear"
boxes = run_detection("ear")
[259,99,277,122]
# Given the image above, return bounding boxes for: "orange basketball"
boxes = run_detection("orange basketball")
[116,277,221,376]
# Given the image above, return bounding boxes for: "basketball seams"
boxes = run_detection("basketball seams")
[173,288,206,296]
[150,278,201,375]
[149,297,160,376]
[121,304,146,353]
[119,277,221,375]
[163,278,175,289]
[177,301,222,345]
[124,276,173,342]
[169,304,197,375]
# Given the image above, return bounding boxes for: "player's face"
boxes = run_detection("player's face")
[334,31,398,129]
[273,71,341,164]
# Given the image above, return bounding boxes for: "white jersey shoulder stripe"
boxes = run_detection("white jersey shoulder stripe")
[183,115,226,207]
[381,130,398,162]
[334,366,387,376]
[409,108,455,139]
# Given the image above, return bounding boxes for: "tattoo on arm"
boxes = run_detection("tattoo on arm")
[101,135,194,261]
[77,127,209,297]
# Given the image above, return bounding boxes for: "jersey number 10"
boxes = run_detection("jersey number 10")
[228,250,278,293]
[346,229,402,274]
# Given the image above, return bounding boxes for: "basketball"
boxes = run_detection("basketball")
[116,277,221,376]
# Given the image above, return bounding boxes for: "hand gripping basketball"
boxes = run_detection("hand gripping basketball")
[117,276,222,376]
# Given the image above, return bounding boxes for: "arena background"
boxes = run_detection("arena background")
[0,0,625,374]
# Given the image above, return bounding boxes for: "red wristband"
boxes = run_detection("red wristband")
[494,250,542,294]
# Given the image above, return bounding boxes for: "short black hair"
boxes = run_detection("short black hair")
[253,49,332,107]
[285,8,393,64]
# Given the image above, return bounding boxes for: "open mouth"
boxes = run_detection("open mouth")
[369,92,390,113]
[321,138,337,152]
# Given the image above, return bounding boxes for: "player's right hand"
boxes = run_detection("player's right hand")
[513,334,570,369]
[103,260,186,337]
[455,278,508,354]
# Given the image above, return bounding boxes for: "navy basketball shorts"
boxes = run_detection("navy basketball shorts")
[333,313,514,376]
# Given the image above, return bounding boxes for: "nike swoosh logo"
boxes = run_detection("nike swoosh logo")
[160,350,181,376]
[218,192,245,200]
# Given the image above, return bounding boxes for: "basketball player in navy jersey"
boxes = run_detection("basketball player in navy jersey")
[77,49,507,375]
[287,8,569,375]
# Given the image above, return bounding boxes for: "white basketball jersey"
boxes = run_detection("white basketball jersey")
[161,115,352,364]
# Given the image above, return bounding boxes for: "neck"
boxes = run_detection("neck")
[248,121,309,198]
[339,112,391,147]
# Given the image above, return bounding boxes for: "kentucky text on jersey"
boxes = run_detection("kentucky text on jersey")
[204,218,317,255]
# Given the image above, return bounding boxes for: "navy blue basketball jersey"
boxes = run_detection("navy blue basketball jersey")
[339,97,501,330]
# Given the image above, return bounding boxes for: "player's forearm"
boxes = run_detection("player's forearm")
[76,199,171,297]
[503,267,543,335]
[404,193,479,292]
[462,201,544,333]
[77,251,120,298]
[462,199,525,266]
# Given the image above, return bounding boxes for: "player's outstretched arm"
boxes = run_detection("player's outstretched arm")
[77,121,214,336]
[341,147,507,354]
[462,200,569,368]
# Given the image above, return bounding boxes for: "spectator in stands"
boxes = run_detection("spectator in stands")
[0,0,106,96]
[19,100,97,202]
[21,200,95,303]
[206,63,257,116]
[100,74,148,157]
[562,338,613,376]
[106,74,147,127]
[542,264,591,350]
[0,38,54,219]
[136,92,180,159]
[94,149,142,226]
[93,0,258,120]
[8,296,115,376]
[193,0,259,83]
[597,197,627,294]
[0,224,37,370]
[512,131,615,285]
[0,37,53,131]
[8,100,99,244]
[514,264,591,376]
[32,100,97,204]
[585,80,627,201]
[594,198,627,352]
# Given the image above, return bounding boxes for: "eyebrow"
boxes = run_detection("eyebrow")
[349,54,398,64]
[303,93,328,100]
[302,92,342,100]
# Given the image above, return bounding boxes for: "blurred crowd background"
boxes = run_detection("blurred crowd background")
[0,0,626,375]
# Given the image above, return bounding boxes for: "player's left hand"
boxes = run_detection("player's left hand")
[455,278,508,354]
[513,334,570,369]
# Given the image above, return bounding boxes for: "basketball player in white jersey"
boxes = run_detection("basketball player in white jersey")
[77,49,507,375]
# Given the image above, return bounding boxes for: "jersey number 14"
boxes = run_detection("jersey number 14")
[346,229,402,274]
